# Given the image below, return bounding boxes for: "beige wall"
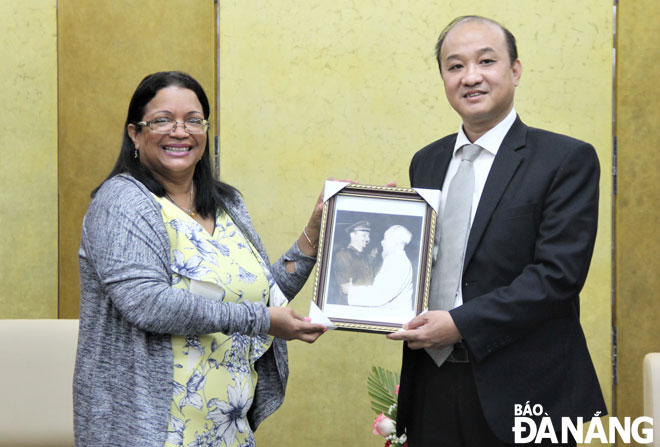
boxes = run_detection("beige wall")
[13,1,660,445]
[57,0,217,318]
[615,0,660,424]
[0,0,58,318]
[218,1,612,445]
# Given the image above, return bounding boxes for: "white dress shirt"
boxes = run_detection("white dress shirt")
[439,108,518,308]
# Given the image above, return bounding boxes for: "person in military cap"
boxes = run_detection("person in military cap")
[329,220,379,305]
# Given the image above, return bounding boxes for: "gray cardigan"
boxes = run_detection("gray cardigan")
[73,175,315,446]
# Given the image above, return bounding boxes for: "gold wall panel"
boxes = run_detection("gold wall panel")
[615,0,660,423]
[0,1,58,318]
[57,0,216,318]
[219,1,612,445]
[1,0,631,443]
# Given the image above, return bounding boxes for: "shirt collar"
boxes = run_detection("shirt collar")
[453,107,517,157]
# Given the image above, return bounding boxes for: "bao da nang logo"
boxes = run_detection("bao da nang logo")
[512,402,654,445]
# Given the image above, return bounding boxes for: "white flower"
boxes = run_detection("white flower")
[206,381,253,445]
[386,432,407,446]
[388,403,397,416]
[165,415,185,446]
[373,412,396,437]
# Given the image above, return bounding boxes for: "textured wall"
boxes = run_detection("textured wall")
[218,1,612,446]
[3,0,617,443]
[57,0,217,318]
[0,1,58,318]
[615,0,660,424]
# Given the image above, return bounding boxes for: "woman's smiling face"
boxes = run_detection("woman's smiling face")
[128,86,207,183]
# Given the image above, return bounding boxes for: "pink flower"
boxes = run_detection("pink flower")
[395,384,400,395]
[373,412,396,437]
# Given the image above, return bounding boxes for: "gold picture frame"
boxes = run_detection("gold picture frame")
[311,183,437,333]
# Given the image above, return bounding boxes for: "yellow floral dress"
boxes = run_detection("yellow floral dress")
[155,197,273,447]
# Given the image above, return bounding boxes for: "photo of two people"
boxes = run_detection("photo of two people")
[326,211,423,321]
[312,184,436,332]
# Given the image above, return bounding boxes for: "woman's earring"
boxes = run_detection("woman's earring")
[134,148,139,159]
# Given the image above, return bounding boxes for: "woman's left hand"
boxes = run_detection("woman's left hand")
[304,186,326,241]
[298,179,352,257]
[298,179,397,257]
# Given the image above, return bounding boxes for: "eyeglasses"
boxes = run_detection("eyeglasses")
[136,117,209,134]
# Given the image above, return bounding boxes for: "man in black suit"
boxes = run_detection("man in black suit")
[388,15,606,446]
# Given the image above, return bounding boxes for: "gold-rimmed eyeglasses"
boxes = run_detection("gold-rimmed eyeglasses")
[136,117,209,134]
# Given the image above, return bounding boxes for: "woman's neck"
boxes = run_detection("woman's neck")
[153,171,194,197]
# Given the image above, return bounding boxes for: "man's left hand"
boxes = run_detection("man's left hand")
[387,310,462,349]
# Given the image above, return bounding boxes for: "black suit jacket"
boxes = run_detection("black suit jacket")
[397,117,607,442]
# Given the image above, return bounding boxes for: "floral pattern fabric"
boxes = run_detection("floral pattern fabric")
[155,197,273,447]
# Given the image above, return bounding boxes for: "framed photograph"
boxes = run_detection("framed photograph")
[311,183,437,333]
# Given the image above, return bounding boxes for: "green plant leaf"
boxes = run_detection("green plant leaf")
[367,366,400,416]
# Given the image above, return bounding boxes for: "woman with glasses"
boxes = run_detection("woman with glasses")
[73,71,326,447]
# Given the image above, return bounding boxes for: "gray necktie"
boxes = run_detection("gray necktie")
[425,144,482,366]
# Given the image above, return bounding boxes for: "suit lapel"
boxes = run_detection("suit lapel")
[463,118,527,269]
[431,138,455,189]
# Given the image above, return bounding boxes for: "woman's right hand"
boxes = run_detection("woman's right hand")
[268,307,326,343]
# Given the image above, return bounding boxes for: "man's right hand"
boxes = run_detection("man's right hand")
[386,310,462,349]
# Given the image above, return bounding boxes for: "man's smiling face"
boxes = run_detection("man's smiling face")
[439,19,522,140]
